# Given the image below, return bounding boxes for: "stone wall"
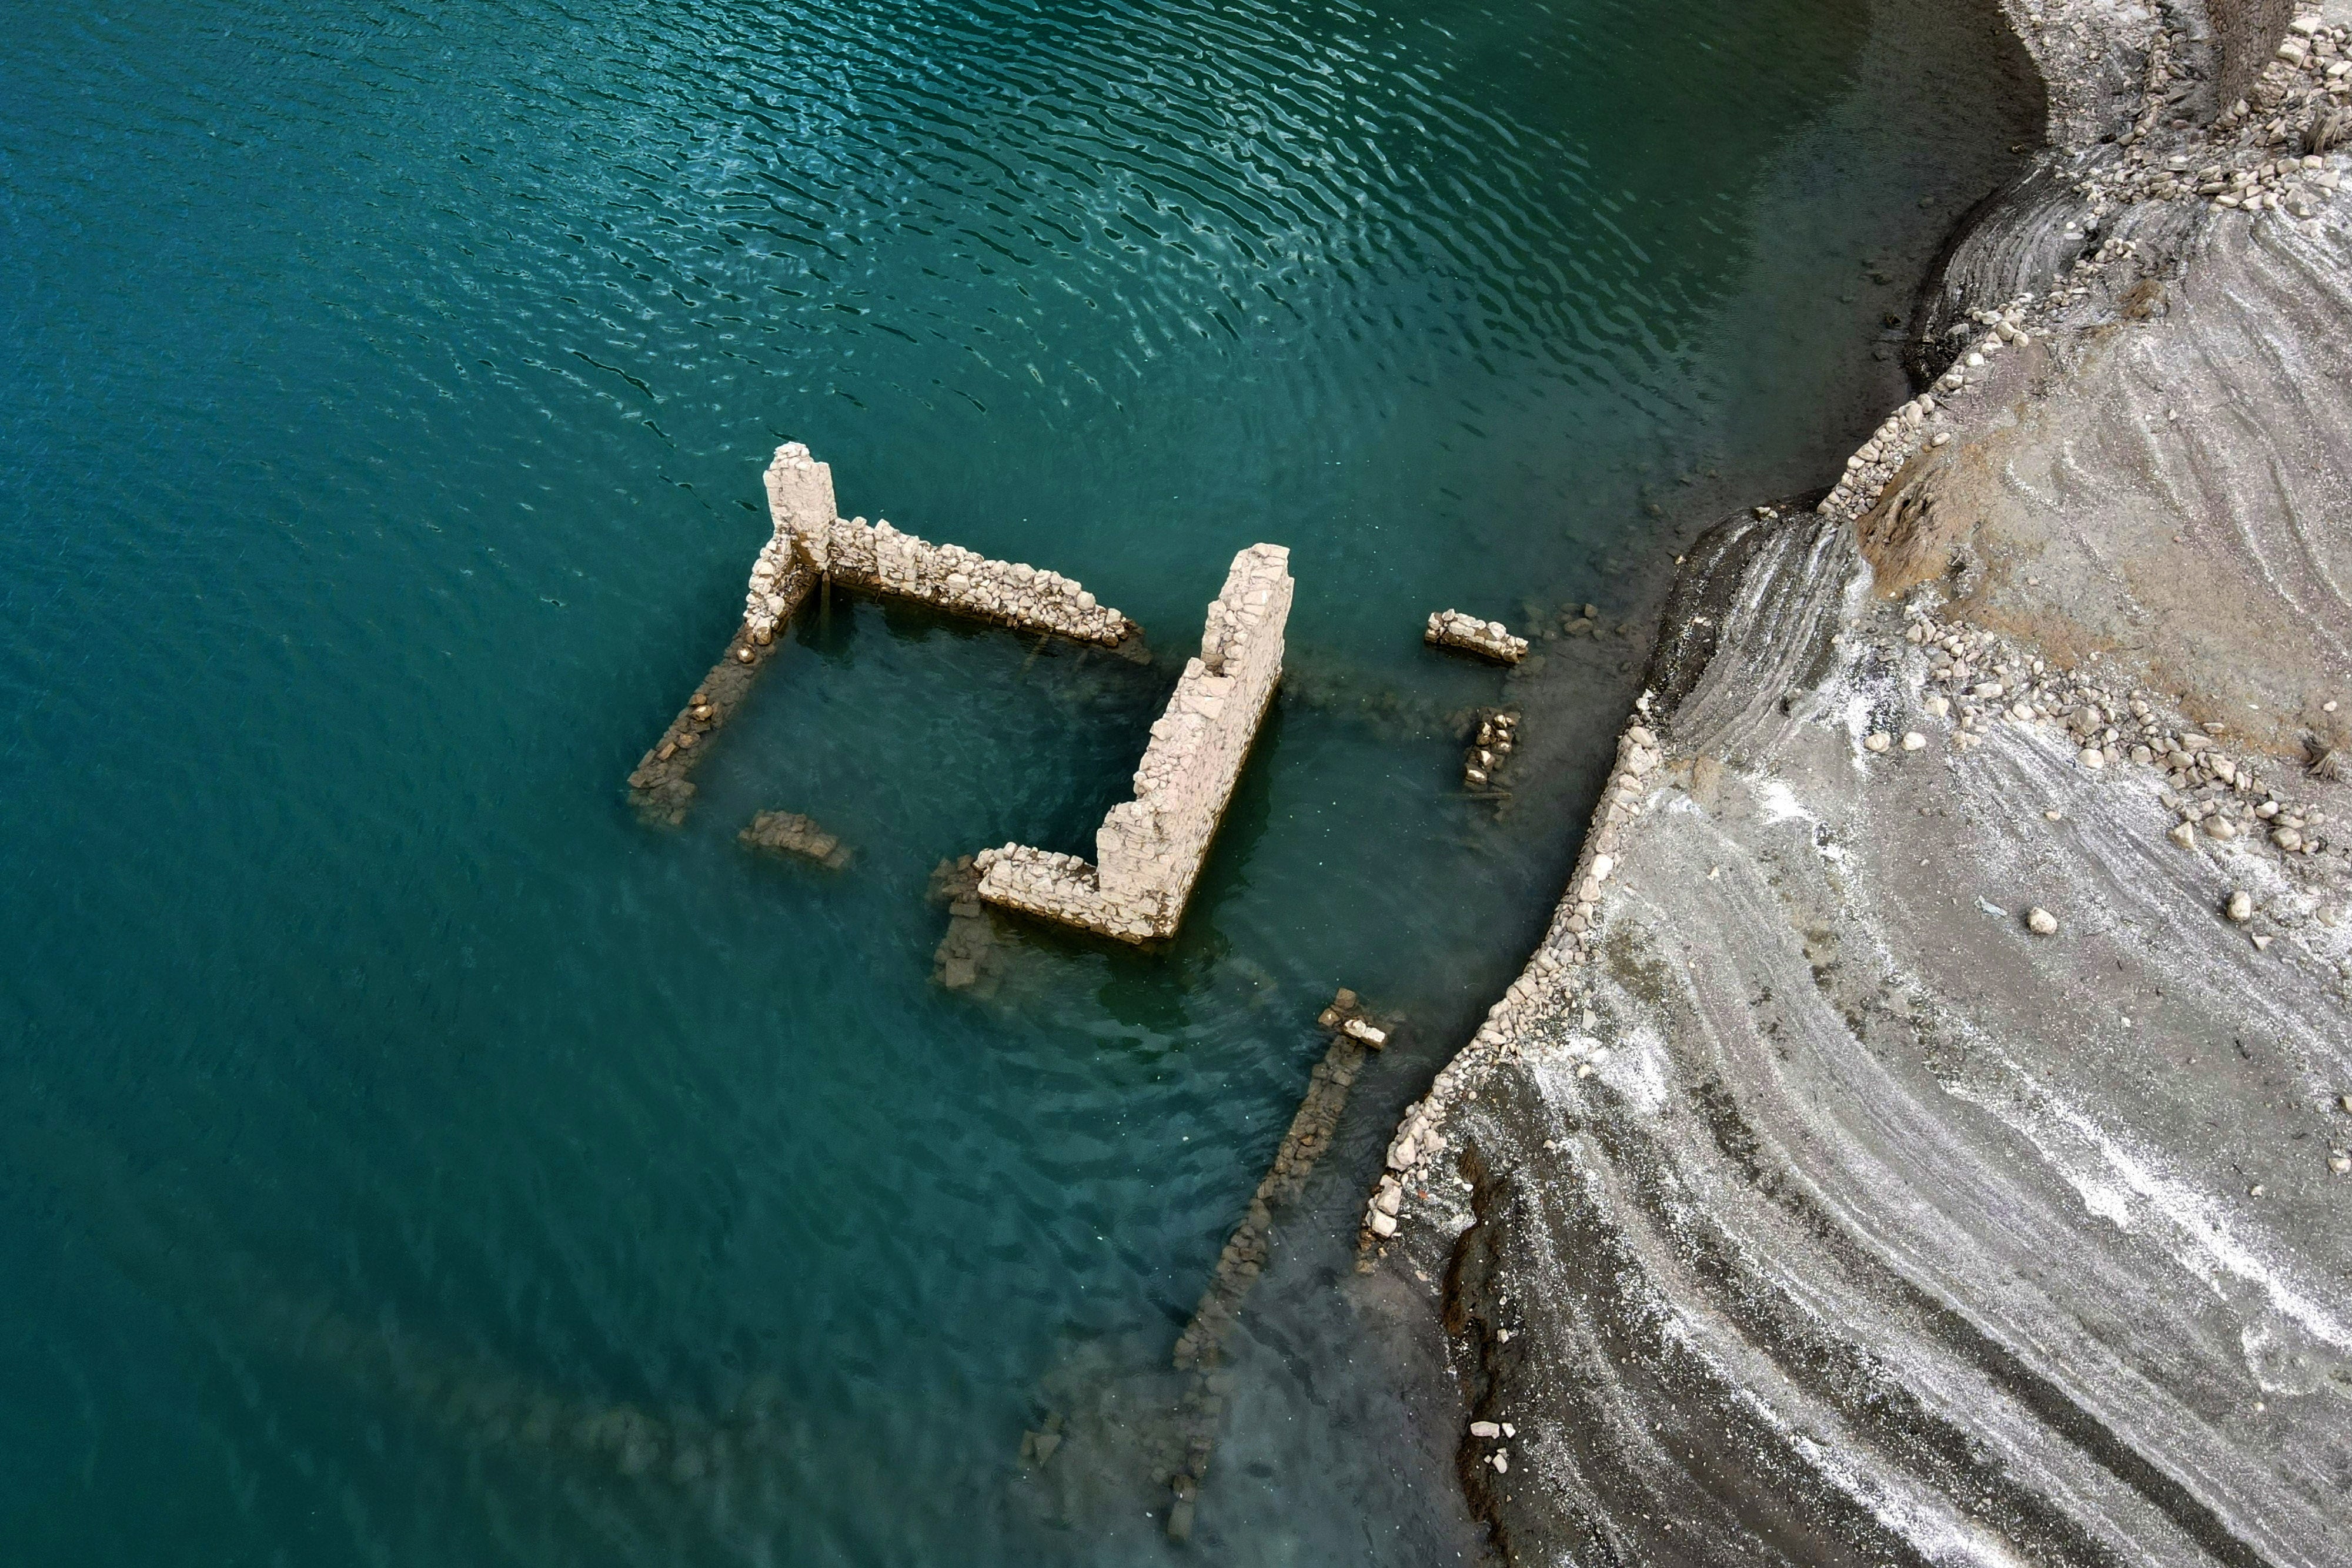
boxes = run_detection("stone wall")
[631,443,1137,820]
[976,544,1291,942]
[750,444,837,643]
[819,516,1132,645]
[760,443,1132,647]
[2208,0,2303,109]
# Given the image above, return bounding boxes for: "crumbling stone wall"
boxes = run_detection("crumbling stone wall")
[759,443,1131,646]
[632,443,1138,821]
[749,444,835,643]
[977,544,1292,942]
[819,516,1130,644]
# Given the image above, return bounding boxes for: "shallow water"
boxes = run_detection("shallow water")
[0,1,2036,1563]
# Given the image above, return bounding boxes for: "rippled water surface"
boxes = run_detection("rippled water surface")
[0,1,2036,1562]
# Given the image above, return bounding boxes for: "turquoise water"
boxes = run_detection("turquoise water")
[0,1,2035,1563]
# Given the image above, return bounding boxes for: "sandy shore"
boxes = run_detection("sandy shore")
[1367,1,2352,1562]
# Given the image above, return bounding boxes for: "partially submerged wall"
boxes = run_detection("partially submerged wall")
[626,585,809,823]
[763,443,1132,647]
[820,517,1131,646]
[977,544,1291,942]
[749,444,837,643]
[630,442,1135,820]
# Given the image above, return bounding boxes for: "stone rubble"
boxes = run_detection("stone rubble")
[1016,1413,1064,1470]
[1425,609,1530,663]
[977,545,1292,943]
[1461,706,1520,797]
[1359,713,1666,1258]
[736,810,850,871]
[2081,4,2348,221]
[926,855,1004,993]
[1812,1,2351,534]
[1902,600,2339,902]
[1367,583,2352,1254]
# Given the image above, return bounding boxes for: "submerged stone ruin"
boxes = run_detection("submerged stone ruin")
[926,855,1003,994]
[770,447,1135,647]
[1461,706,1519,798]
[974,544,1292,944]
[1158,988,1398,1541]
[1424,608,1528,663]
[627,443,1139,821]
[737,810,850,870]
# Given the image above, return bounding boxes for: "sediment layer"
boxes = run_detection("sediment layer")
[1374,2,2352,1563]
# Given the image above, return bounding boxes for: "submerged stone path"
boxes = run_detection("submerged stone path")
[627,443,1138,822]
[976,544,1292,944]
[1159,989,1396,1542]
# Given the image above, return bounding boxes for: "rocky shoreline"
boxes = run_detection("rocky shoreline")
[1368,1,2352,1563]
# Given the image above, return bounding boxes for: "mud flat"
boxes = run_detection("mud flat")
[1369,2,2352,1563]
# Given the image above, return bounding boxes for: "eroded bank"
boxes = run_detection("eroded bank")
[1368,2,2352,1563]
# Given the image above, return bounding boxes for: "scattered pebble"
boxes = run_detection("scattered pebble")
[2027,907,2060,935]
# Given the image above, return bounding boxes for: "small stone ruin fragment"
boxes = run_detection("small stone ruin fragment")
[1426,609,1529,663]
[926,855,1002,994]
[1462,707,1520,798]
[737,810,851,871]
